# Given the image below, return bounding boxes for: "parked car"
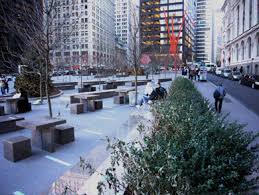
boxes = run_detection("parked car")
[52,71,62,77]
[221,69,232,78]
[239,75,259,89]
[215,67,222,76]
[228,71,242,81]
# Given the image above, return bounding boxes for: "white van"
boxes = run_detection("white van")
[205,63,216,72]
[199,66,207,81]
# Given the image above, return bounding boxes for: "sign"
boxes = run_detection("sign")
[140,54,151,65]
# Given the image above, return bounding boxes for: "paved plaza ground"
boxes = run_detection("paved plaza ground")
[0,73,258,195]
[0,74,172,195]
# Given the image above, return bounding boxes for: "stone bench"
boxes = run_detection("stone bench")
[55,125,75,145]
[94,100,103,110]
[103,83,117,90]
[70,103,84,114]
[56,85,75,90]
[0,106,4,116]
[0,116,25,133]
[3,136,32,162]
[114,96,125,104]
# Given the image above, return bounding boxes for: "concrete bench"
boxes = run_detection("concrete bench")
[3,136,32,162]
[0,116,25,133]
[158,78,172,83]
[90,86,96,91]
[103,83,117,90]
[55,125,75,145]
[94,100,103,110]
[0,106,4,116]
[56,85,75,90]
[114,96,125,104]
[70,103,84,114]
[17,118,66,153]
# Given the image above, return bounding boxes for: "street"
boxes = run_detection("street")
[207,73,259,116]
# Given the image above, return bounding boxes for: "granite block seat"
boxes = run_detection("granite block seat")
[70,103,84,114]
[94,100,103,110]
[3,136,32,162]
[114,96,124,104]
[0,106,4,116]
[0,116,25,133]
[124,95,129,104]
[55,125,75,145]
[90,86,96,91]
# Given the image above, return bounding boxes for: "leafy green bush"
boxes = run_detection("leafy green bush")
[98,77,258,194]
[15,73,54,97]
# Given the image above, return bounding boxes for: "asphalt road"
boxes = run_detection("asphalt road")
[207,73,259,116]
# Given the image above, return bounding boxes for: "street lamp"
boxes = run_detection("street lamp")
[18,65,28,74]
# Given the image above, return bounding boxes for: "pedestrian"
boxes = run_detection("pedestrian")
[0,80,5,95]
[146,72,149,80]
[213,83,226,113]
[4,79,9,94]
[240,66,243,75]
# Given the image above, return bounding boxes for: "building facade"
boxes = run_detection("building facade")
[221,0,259,75]
[50,0,115,70]
[115,0,140,66]
[196,0,216,63]
[140,0,196,66]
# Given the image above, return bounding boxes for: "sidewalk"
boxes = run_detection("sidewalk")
[195,81,259,134]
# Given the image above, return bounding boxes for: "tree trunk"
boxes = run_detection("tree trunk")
[39,73,43,104]
[134,65,138,105]
[45,58,53,118]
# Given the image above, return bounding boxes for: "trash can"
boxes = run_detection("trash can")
[129,91,139,106]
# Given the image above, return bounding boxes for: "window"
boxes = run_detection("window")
[258,0,259,23]
[257,34,259,56]
[248,37,252,58]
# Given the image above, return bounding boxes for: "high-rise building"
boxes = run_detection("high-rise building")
[221,0,259,75]
[115,0,139,65]
[140,0,196,66]
[195,0,216,63]
[50,0,115,70]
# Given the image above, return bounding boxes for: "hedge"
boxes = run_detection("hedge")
[98,77,258,194]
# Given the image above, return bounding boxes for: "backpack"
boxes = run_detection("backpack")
[213,89,220,99]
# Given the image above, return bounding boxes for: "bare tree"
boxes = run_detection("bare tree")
[0,0,80,118]
[126,1,142,105]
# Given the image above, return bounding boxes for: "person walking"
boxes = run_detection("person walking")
[240,66,243,75]
[213,83,226,113]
